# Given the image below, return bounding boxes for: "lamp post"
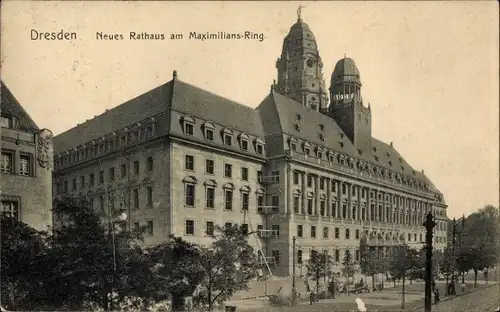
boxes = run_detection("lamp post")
[292,236,297,306]
[423,212,436,312]
[207,249,214,311]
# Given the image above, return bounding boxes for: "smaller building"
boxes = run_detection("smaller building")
[1,82,53,231]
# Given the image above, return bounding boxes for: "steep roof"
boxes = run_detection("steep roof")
[1,82,40,133]
[54,76,265,153]
[171,79,264,137]
[54,81,174,152]
[262,91,431,184]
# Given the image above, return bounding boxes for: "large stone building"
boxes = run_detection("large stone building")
[1,82,54,231]
[52,15,448,276]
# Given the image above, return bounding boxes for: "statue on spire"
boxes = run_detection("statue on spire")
[297,5,306,20]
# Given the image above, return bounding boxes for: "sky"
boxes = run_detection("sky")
[1,1,498,218]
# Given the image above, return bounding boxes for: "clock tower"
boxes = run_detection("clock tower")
[275,9,328,112]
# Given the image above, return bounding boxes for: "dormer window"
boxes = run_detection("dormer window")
[185,123,194,136]
[291,143,297,151]
[296,114,303,122]
[145,124,154,138]
[373,147,378,153]
[319,133,324,141]
[182,116,196,136]
[358,149,363,155]
[0,115,12,128]
[241,140,248,151]
[256,144,263,155]
[319,124,324,131]
[374,156,379,162]
[317,151,323,159]
[329,154,335,162]
[222,128,233,146]
[339,142,344,149]
[304,147,310,155]
[203,122,215,141]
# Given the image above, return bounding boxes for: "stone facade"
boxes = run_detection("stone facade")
[52,14,448,277]
[1,83,53,231]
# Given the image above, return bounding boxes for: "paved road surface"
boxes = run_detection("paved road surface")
[414,285,500,312]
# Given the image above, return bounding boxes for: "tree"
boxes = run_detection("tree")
[49,196,151,311]
[305,249,333,296]
[147,236,205,311]
[0,215,51,310]
[388,245,419,309]
[342,250,358,296]
[359,239,383,291]
[197,224,260,311]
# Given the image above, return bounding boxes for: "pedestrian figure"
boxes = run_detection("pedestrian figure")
[431,280,436,293]
[309,291,315,305]
[461,282,466,293]
[434,289,440,304]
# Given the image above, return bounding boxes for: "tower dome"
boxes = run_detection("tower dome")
[331,57,361,85]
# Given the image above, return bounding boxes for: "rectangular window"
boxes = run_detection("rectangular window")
[242,193,249,210]
[297,225,303,237]
[345,229,350,240]
[185,155,194,170]
[297,250,303,264]
[145,125,153,138]
[90,173,95,186]
[0,152,13,174]
[307,198,313,215]
[335,250,340,262]
[72,179,77,191]
[146,186,153,206]
[206,221,214,236]
[256,144,263,155]
[147,157,154,171]
[185,184,195,206]
[225,190,233,210]
[206,187,215,208]
[56,182,61,194]
[342,184,347,195]
[293,196,300,213]
[1,201,19,219]
[272,250,280,264]
[320,200,325,216]
[311,226,316,238]
[323,226,329,238]
[272,171,280,183]
[257,195,264,207]
[241,167,248,181]
[224,164,232,178]
[147,220,154,235]
[133,161,140,175]
[224,135,232,146]
[64,181,68,192]
[121,164,127,178]
[355,229,360,239]
[307,175,312,187]
[241,223,249,235]
[185,123,194,135]
[291,143,297,151]
[355,249,360,261]
[205,159,214,174]
[224,222,232,230]
[320,178,325,190]
[335,228,339,239]
[271,195,279,208]
[241,140,248,151]
[80,176,85,188]
[206,129,214,141]
[19,155,31,176]
[185,220,195,235]
[109,167,115,181]
[272,224,280,237]
[293,172,299,184]
[99,170,104,184]
[99,196,104,211]
[133,189,139,209]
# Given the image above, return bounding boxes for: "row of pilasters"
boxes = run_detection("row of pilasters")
[290,169,433,226]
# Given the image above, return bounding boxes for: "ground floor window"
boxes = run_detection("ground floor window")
[1,200,19,220]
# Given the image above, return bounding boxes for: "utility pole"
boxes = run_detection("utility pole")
[460,214,465,284]
[292,236,297,306]
[423,212,436,312]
